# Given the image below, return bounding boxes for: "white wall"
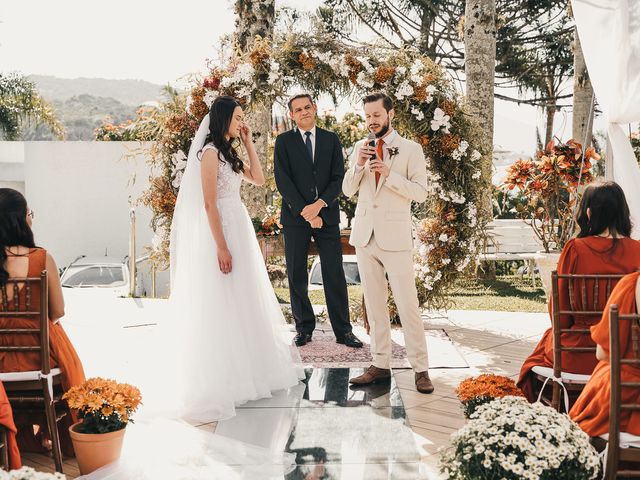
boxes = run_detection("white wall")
[0,141,26,192]
[21,141,170,295]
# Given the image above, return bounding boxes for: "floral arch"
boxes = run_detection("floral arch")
[142,35,486,309]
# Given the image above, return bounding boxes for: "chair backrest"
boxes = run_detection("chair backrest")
[485,219,542,254]
[607,305,640,478]
[550,271,625,410]
[0,271,51,375]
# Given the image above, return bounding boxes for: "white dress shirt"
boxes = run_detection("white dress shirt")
[298,125,317,160]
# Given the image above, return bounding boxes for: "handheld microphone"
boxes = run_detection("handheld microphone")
[367,132,377,160]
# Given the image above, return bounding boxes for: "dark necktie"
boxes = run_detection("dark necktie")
[375,138,384,186]
[304,131,313,162]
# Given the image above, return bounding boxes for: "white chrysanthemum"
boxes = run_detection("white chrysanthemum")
[438,233,449,242]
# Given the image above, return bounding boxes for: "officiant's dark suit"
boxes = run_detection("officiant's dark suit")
[274,94,362,348]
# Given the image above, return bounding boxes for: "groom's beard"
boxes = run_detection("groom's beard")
[372,120,390,139]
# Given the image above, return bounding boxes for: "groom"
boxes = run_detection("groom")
[342,92,434,394]
[274,93,362,349]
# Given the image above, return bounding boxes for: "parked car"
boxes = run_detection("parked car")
[308,255,360,291]
[60,256,145,297]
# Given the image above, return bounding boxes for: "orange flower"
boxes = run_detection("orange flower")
[298,52,316,71]
[455,374,524,403]
[374,66,395,84]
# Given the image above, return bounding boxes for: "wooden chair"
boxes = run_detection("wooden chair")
[605,305,640,479]
[0,271,67,473]
[533,271,625,412]
[0,425,7,470]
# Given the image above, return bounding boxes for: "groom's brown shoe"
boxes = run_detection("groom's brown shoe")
[349,365,391,385]
[415,371,435,394]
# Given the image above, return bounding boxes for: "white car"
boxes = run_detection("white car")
[60,256,145,297]
[308,255,360,291]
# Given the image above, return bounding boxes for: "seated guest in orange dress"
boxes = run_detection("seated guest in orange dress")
[518,181,640,401]
[0,380,21,469]
[0,188,85,456]
[570,271,640,437]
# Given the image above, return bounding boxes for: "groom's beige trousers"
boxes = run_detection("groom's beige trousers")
[356,233,429,372]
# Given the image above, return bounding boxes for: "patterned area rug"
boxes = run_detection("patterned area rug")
[292,326,468,369]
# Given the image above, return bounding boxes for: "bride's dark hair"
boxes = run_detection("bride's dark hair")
[201,96,244,174]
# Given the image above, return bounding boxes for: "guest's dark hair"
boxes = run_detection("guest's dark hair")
[363,92,393,112]
[0,188,36,285]
[576,181,632,243]
[202,96,244,174]
[287,93,314,111]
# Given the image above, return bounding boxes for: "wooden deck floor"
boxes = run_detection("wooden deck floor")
[23,313,543,479]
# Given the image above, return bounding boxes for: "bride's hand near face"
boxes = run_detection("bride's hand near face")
[239,122,252,146]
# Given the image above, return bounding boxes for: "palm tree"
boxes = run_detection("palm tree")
[0,72,64,140]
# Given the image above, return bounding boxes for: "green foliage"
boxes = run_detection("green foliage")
[21,94,139,141]
[0,72,64,140]
[77,411,128,434]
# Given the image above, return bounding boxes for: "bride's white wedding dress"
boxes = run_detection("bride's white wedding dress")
[79,116,303,479]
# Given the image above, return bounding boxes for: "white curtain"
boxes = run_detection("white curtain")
[571,0,640,238]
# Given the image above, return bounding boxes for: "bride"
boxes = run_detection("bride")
[169,94,303,422]
[80,96,303,479]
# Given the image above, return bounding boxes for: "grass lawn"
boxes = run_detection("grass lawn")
[274,275,547,313]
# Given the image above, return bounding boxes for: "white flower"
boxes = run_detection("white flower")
[438,233,449,242]
[203,91,216,108]
[471,149,482,162]
[171,170,184,189]
[430,107,451,133]
[356,56,374,73]
[185,94,194,114]
[395,80,414,100]
[171,150,187,171]
[395,66,407,78]
[356,71,374,89]
[411,107,424,121]
[472,170,482,180]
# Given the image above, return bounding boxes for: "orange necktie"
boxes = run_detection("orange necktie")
[375,138,384,186]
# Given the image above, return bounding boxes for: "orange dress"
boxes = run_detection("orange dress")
[570,271,640,437]
[0,381,21,470]
[517,237,640,401]
[0,248,85,455]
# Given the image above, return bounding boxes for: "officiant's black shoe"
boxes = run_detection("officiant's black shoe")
[294,333,312,347]
[336,332,363,348]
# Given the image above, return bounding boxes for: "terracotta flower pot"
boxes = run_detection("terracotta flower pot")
[69,421,126,475]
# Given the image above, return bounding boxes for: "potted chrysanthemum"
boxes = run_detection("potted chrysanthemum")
[63,377,141,475]
[0,467,65,479]
[440,396,601,480]
[455,374,525,418]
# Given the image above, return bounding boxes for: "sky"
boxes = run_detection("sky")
[0,0,606,154]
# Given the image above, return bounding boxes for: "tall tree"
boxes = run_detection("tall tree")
[464,0,496,222]
[494,2,574,144]
[0,72,63,140]
[319,0,574,129]
[234,0,275,218]
[571,29,594,148]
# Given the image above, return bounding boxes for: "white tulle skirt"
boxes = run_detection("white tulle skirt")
[79,196,303,478]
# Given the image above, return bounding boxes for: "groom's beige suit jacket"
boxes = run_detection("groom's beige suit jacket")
[343,132,428,251]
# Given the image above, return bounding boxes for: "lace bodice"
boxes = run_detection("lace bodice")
[202,144,242,200]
